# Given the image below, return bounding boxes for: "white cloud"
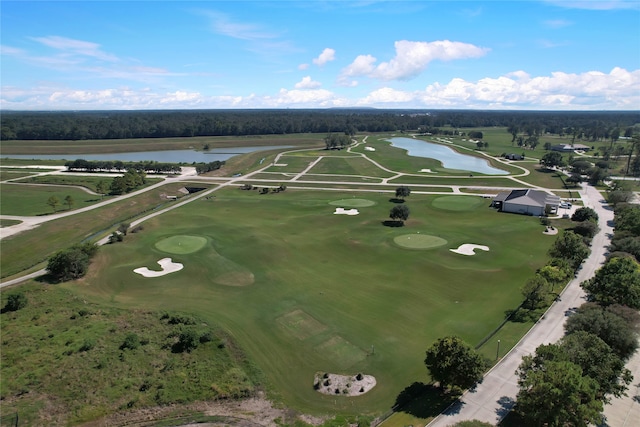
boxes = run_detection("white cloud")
[544,19,573,28]
[1,45,26,56]
[544,0,640,10]
[340,40,489,82]
[358,87,415,105]
[2,68,637,110]
[298,63,309,70]
[294,76,321,89]
[201,10,277,40]
[312,48,336,66]
[31,36,119,62]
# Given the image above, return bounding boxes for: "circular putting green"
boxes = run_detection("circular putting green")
[432,196,485,211]
[155,235,208,254]
[394,234,447,249]
[329,198,375,208]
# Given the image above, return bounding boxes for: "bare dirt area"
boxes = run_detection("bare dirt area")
[80,393,327,427]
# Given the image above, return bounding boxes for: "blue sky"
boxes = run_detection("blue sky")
[1,0,639,110]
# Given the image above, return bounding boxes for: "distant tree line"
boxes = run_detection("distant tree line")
[195,160,224,174]
[2,109,638,141]
[65,159,182,174]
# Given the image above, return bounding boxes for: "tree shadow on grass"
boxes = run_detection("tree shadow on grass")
[393,382,462,419]
[388,198,406,204]
[382,220,404,227]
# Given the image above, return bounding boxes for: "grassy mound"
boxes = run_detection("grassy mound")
[394,234,448,249]
[432,195,486,211]
[329,198,375,208]
[155,235,208,254]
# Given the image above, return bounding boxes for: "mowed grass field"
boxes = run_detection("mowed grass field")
[70,188,553,416]
[0,184,102,216]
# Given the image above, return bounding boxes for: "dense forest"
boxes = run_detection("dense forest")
[1,109,638,141]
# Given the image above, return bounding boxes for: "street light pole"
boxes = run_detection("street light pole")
[496,339,501,360]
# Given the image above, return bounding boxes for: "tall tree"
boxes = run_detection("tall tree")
[424,336,488,392]
[581,256,640,309]
[540,151,565,169]
[395,186,411,200]
[548,231,590,269]
[46,195,60,213]
[516,358,603,426]
[389,204,410,224]
[64,195,74,210]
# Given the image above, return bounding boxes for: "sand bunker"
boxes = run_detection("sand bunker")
[450,244,490,256]
[334,208,359,215]
[134,258,184,277]
[419,168,436,173]
[364,146,375,151]
[314,372,376,396]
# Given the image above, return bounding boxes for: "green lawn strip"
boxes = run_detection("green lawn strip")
[72,189,553,416]
[300,175,384,183]
[246,173,297,181]
[0,284,262,426]
[387,175,519,187]
[16,174,115,192]
[282,182,454,193]
[0,219,21,227]
[308,156,395,178]
[509,165,569,189]
[1,170,41,180]
[265,155,317,173]
[1,134,323,155]
[0,184,103,216]
[0,182,209,278]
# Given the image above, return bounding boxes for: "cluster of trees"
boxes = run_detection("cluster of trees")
[324,132,353,150]
[520,219,593,318]
[110,169,147,195]
[2,291,28,313]
[389,186,411,225]
[194,160,224,174]
[65,159,182,174]
[47,242,99,282]
[2,110,637,141]
[46,195,74,213]
[514,206,640,426]
[609,200,640,261]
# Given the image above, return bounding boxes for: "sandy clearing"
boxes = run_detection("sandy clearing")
[333,208,359,215]
[313,372,376,396]
[450,244,489,256]
[134,258,183,277]
[420,168,436,173]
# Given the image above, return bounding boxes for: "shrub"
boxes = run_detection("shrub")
[173,328,200,353]
[120,333,141,350]
[4,292,27,312]
[79,339,95,352]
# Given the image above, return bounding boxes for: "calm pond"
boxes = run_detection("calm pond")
[3,145,293,163]
[388,137,508,175]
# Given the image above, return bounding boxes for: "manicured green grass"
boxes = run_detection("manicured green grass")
[388,175,519,187]
[0,182,209,279]
[266,155,316,173]
[0,158,66,166]
[155,235,208,254]
[308,156,395,178]
[0,184,102,216]
[70,189,553,416]
[299,175,384,183]
[393,234,448,249]
[329,198,376,208]
[0,219,21,227]
[17,174,115,192]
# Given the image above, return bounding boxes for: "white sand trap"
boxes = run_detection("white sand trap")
[334,208,359,215]
[134,258,184,277]
[450,244,490,256]
[419,168,436,173]
[364,146,376,151]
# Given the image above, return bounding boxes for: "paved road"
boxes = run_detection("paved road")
[427,184,616,426]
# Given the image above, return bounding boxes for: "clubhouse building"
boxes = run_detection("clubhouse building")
[491,189,561,216]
